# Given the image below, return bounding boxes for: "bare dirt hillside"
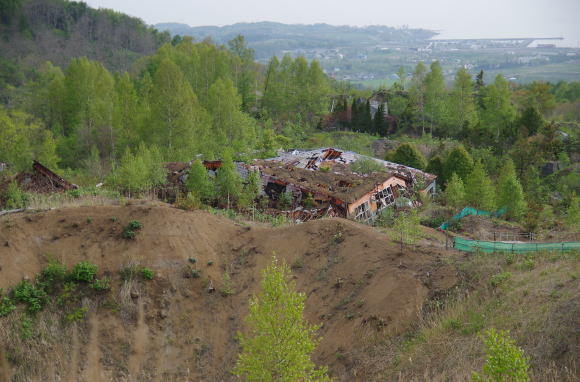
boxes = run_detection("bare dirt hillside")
[0,203,456,381]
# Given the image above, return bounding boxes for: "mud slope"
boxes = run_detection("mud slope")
[0,203,457,381]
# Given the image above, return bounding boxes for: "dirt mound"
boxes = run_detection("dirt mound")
[0,203,457,381]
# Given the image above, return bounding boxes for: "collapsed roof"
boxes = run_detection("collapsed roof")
[0,160,77,194]
[265,147,437,187]
[256,160,406,204]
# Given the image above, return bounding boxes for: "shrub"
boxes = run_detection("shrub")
[66,307,88,322]
[12,280,48,313]
[349,157,385,174]
[37,260,66,292]
[302,193,316,208]
[141,268,154,280]
[3,180,28,209]
[69,261,98,283]
[188,257,197,264]
[489,272,512,288]
[91,277,111,291]
[122,220,143,240]
[120,265,139,281]
[191,269,201,278]
[472,328,530,382]
[0,294,16,317]
[278,191,293,210]
[175,192,203,211]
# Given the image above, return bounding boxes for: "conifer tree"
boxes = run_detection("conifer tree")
[496,159,527,220]
[392,143,427,170]
[373,103,386,136]
[464,161,495,211]
[426,156,445,186]
[445,173,466,208]
[186,159,214,203]
[444,145,474,183]
[233,257,330,382]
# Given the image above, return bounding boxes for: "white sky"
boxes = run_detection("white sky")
[85,0,580,46]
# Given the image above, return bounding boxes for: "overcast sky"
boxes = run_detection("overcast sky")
[85,0,580,46]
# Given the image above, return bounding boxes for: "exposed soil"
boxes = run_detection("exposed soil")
[0,202,457,381]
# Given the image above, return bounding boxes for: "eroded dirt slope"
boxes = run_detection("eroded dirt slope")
[0,203,457,381]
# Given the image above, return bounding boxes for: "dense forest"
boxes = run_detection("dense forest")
[0,0,578,232]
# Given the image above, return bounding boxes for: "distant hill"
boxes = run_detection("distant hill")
[156,21,436,59]
[0,0,170,87]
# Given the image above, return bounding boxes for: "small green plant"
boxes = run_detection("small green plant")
[111,216,118,222]
[86,217,93,224]
[18,315,34,339]
[57,282,78,306]
[12,280,48,313]
[302,193,316,208]
[472,328,530,382]
[91,277,111,291]
[0,294,16,317]
[191,269,201,278]
[504,252,515,265]
[489,272,512,288]
[141,267,154,280]
[66,307,88,322]
[207,260,214,266]
[69,261,98,283]
[221,272,234,296]
[517,258,535,271]
[3,180,28,209]
[332,231,344,244]
[278,191,293,210]
[37,260,66,292]
[188,257,197,264]
[122,220,143,240]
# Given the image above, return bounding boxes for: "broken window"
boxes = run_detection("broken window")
[375,186,395,210]
[354,201,372,221]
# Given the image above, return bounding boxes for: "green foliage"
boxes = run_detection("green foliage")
[0,289,16,317]
[465,161,495,211]
[239,169,262,209]
[91,277,111,291]
[278,191,293,210]
[303,193,315,208]
[472,328,529,382]
[496,160,526,221]
[445,173,466,208]
[233,257,330,381]
[374,207,396,227]
[186,159,214,203]
[141,268,154,280]
[107,144,166,194]
[565,197,580,231]
[37,260,66,292]
[3,180,28,209]
[489,272,512,288]
[66,307,88,322]
[69,261,98,283]
[122,220,143,240]
[12,280,48,313]
[215,151,242,208]
[349,157,385,174]
[393,210,422,253]
[392,143,427,170]
[445,145,474,183]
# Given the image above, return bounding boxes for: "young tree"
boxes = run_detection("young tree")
[424,61,447,135]
[393,210,422,254]
[566,197,580,231]
[479,75,517,142]
[215,151,242,208]
[496,159,527,221]
[186,159,214,203]
[373,103,386,136]
[233,257,330,382]
[392,143,427,170]
[409,62,427,134]
[464,161,495,211]
[445,173,466,208]
[472,329,530,382]
[448,67,478,137]
[239,169,262,209]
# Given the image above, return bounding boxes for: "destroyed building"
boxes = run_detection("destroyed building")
[0,160,77,195]
[256,147,437,221]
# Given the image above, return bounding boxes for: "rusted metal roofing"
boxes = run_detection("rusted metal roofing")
[265,147,437,187]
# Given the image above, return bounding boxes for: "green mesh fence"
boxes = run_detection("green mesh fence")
[454,237,580,253]
[440,207,506,230]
